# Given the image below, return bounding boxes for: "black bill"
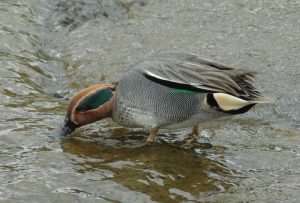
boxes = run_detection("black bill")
[49,118,79,140]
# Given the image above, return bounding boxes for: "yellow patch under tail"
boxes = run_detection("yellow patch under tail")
[213,93,253,111]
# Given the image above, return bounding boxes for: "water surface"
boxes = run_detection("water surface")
[0,0,299,202]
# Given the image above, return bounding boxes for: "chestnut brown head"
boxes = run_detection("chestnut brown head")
[56,84,116,137]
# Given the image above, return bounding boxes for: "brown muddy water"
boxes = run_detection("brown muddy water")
[0,0,299,202]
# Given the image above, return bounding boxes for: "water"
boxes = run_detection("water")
[0,0,299,202]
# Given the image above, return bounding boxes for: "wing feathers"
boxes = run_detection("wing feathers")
[137,53,264,101]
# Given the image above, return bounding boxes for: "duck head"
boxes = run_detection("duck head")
[56,84,116,137]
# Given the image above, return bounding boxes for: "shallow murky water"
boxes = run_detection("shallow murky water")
[0,0,299,202]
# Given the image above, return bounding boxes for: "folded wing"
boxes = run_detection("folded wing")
[137,52,264,102]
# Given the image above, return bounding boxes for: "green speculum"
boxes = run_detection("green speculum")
[170,88,197,94]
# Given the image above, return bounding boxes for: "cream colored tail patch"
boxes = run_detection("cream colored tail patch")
[213,93,251,111]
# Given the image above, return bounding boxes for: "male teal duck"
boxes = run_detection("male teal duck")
[56,53,265,143]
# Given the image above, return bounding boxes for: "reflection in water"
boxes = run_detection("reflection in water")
[60,135,238,202]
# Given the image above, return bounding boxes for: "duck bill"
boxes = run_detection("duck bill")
[51,118,79,139]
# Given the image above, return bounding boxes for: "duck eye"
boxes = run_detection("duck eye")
[76,105,90,112]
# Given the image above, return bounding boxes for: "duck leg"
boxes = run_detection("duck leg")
[185,125,199,145]
[183,124,200,148]
[184,125,213,149]
[145,127,158,144]
[192,124,199,136]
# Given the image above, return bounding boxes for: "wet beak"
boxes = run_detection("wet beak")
[50,118,79,139]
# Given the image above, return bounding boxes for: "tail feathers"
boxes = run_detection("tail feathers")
[233,71,265,101]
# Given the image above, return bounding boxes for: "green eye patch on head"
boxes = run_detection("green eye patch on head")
[76,88,114,112]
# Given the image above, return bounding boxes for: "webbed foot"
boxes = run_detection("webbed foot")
[144,127,158,144]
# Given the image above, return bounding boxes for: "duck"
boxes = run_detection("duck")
[55,52,265,144]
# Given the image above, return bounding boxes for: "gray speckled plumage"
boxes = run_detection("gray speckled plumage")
[112,53,264,130]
